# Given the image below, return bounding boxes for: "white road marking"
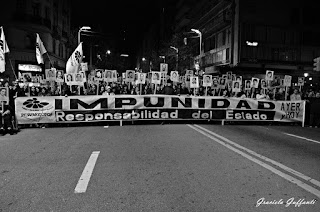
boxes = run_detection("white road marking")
[193,124,320,188]
[284,133,320,145]
[74,151,100,193]
[188,124,320,198]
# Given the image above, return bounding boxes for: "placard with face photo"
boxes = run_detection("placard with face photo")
[122,72,126,80]
[226,72,232,80]
[260,79,267,89]
[185,74,191,83]
[236,76,242,82]
[219,78,226,88]
[244,80,252,90]
[95,69,104,81]
[22,73,32,82]
[202,75,212,87]
[265,70,274,81]
[232,74,236,81]
[80,62,88,72]
[45,68,56,81]
[222,74,227,79]
[298,77,304,86]
[232,81,241,93]
[190,76,199,88]
[251,77,260,88]
[137,73,146,84]
[32,76,40,83]
[104,70,113,82]
[65,73,75,85]
[0,87,9,104]
[112,70,118,82]
[126,70,135,82]
[73,72,83,85]
[160,63,168,73]
[55,70,64,83]
[170,71,179,82]
[186,70,193,76]
[284,75,292,87]
[79,71,86,83]
[151,71,161,84]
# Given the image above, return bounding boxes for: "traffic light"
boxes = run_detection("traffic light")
[314,57,320,71]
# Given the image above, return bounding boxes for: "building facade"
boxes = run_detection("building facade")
[0,0,76,82]
[175,0,320,86]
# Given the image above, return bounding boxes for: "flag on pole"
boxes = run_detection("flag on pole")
[66,42,83,74]
[36,33,47,64]
[0,26,10,73]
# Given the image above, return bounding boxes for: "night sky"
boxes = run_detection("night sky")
[71,0,170,58]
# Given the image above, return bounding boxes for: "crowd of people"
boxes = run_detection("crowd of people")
[1,74,320,133]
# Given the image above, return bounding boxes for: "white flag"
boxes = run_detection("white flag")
[0,27,10,73]
[66,42,83,74]
[36,33,47,64]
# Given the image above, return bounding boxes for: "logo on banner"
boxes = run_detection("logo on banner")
[22,98,51,110]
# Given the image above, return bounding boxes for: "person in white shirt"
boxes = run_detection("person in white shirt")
[290,89,301,101]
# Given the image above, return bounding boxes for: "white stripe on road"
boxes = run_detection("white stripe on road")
[193,124,320,188]
[74,151,100,193]
[188,125,320,198]
[284,133,320,145]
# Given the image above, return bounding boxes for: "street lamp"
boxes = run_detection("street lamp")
[191,29,202,57]
[142,57,146,62]
[106,50,111,55]
[78,26,91,44]
[170,46,179,71]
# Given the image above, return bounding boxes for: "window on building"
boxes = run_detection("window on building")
[45,7,50,19]
[222,30,226,46]
[32,3,40,17]
[59,43,63,57]
[16,0,26,12]
[53,39,56,54]
[210,36,216,50]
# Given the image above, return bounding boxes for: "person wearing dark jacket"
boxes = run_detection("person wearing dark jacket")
[0,103,13,135]
[161,80,175,95]
[309,92,320,128]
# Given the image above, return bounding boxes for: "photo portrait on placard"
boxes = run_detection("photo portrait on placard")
[232,81,241,93]
[284,75,292,87]
[137,73,146,84]
[170,71,179,82]
[219,77,226,87]
[226,72,232,80]
[104,70,113,82]
[75,73,83,85]
[190,76,199,88]
[265,70,274,81]
[202,75,212,87]
[236,76,242,82]
[185,74,191,83]
[0,87,9,104]
[55,70,64,83]
[112,70,118,82]
[261,79,267,89]
[251,77,260,88]
[245,80,252,90]
[160,63,168,73]
[232,74,236,81]
[22,73,32,82]
[126,70,135,82]
[151,71,161,84]
[186,70,193,76]
[95,69,103,81]
[79,71,86,82]
[45,68,56,80]
[65,73,74,85]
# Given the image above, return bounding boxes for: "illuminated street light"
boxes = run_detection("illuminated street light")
[246,41,258,46]
[120,54,129,57]
[106,50,111,55]
[142,57,146,62]
[78,26,91,44]
[191,29,202,56]
[304,73,309,77]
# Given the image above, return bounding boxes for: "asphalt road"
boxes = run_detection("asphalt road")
[0,123,319,212]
